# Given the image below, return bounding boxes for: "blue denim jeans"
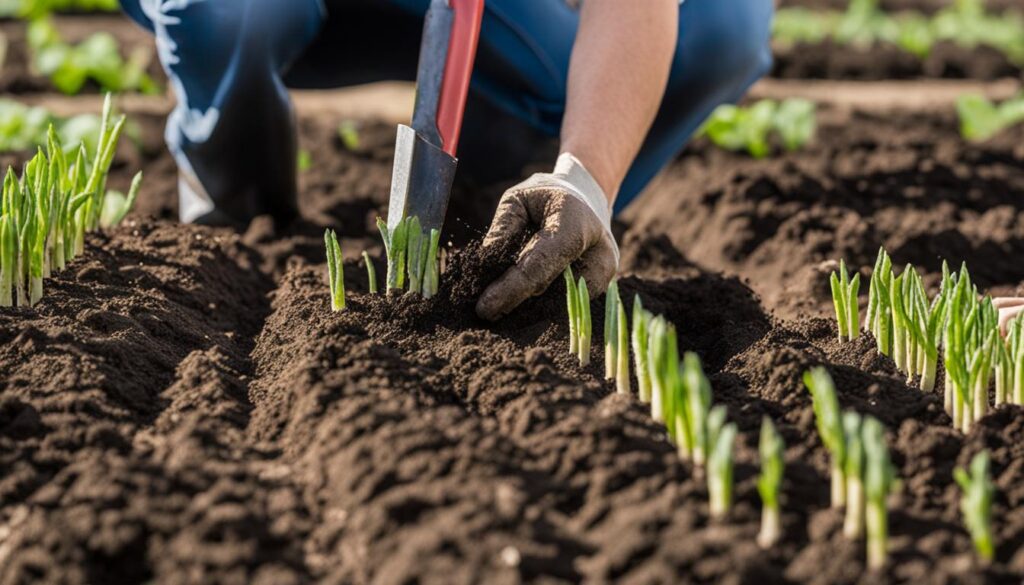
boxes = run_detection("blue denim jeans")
[122,0,773,223]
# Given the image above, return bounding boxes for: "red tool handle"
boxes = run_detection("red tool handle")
[436,0,484,156]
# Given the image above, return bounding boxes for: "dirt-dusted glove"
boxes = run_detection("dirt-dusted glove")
[994,297,1024,335]
[476,153,619,321]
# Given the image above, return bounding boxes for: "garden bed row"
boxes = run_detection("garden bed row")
[1,106,1023,582]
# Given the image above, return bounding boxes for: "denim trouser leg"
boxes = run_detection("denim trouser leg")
[120,0,772,222]
[120,0,323,224]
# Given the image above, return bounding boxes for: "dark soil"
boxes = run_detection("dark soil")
[2,106,1024,583]
[625,108,1024,320]
[771,40,1022,81]
[779,0,1022,14]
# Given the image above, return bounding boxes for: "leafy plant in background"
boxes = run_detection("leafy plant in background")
[699,98,817,158]
[0,94,135,307]
[324,229,345,312]
[773,0,1024,65]
[954,451,996,566]
[0,98,139,155]
[756,416,785,549]
[0,0,117,18]
[297,149,312,173]
[956,93,1024,142]
[337,120,361,152]
[27,18,158,95]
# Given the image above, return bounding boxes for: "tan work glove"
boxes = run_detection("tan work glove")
[476,153,619,321]
[995,297,1024,335]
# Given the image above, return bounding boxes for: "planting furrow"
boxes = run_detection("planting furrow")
[274,245,794,581]
[0,220,286,583]
[249,265,588,583]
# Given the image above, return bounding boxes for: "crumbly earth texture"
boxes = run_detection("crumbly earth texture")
[1,108,1023,584]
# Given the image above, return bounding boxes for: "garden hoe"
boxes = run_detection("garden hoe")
[386,0,485,232]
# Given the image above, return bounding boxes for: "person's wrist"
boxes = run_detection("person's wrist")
[552,152,619,266]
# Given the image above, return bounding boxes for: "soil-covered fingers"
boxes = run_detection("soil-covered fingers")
[476,193,603,321]
[577,239,618,297]
[481,192,530,251]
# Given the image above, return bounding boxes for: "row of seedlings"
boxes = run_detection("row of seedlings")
[322,215,441,311]
[804,367,898,569]
[564,270,789,551]
[831,252,1002,564]
[1,94,139,307]
[837,248,1024,432]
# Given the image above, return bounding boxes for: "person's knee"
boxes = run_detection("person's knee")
[674,0,774,94]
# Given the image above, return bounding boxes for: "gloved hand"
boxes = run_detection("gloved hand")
[995,297,1024,335]
[476,153,619,321]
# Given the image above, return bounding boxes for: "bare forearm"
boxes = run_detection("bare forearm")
[560,0,678,205]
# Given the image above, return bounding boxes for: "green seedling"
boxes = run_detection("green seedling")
[324,229,345,312]
[954,451,996,566]
[863,416,897,571]
[757,416,785,549]
[707,409,737,520]
[830,259,860,342]
[362,251,377,294]
[804,367,847,508]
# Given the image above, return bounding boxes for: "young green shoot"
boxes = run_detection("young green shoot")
[842,411,865,540]
[803,367,847,508]
[324,229,345,312]
[375,215,439,297]
[680,352,713,466]
[605,279,620,381]
[99,170,142,228]
[954,451,996,566]
[757,416,785,549]
[577,277,592,367]
[866,247,893,356]
[602,280,631,394]
[863,416,897,571]
[0,95,131,308]
[707,407,737,520]
[565,267,579,355]
[632,295,652,403]
[615,293,630,395]
[362,251,377,294]
[646,316,674,423]
[830,259,860,341]
[376,217,406,294]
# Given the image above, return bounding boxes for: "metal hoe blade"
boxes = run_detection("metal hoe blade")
[387,0,459,232]
[387,124,457,231]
